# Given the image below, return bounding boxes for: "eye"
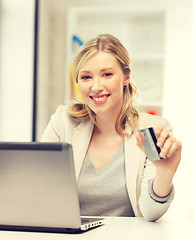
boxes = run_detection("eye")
[80,75,92,81]
[103,73,113,78]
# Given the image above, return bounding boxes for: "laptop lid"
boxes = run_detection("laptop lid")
[0,142,82,231]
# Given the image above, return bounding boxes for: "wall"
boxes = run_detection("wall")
[163,0,193,221]
[0,0,35,141]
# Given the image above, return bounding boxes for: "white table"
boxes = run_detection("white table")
[0,217,193,240]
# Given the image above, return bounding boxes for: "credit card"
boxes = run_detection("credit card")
[138,127,164,161]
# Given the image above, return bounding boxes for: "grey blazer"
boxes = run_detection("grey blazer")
[41,105,174,221]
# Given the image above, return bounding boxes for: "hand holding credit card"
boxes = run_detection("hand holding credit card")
[138,127,165,161]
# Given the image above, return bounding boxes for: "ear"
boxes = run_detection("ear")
[123,75,130,86]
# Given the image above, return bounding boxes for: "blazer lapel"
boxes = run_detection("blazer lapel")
[71,120,94,181]
[124,126,145,216]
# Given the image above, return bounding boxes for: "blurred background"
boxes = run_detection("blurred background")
[0,0,193,223]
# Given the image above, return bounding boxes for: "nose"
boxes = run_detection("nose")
[91,77,103,93]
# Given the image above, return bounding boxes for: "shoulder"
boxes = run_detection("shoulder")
[41,105,84,142]
[52,105,93,141]
[41,104,93,143]
[137,112,172,132]
[52,104,82,129]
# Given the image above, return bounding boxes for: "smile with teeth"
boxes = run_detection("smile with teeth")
[90,94,110,104]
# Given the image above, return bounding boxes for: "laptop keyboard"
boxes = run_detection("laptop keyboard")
[81,217,104,224]
[81,218,92,223]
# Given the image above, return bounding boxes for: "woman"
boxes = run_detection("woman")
[41,34,182,221]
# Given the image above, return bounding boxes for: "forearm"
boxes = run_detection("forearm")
[153,168,174,197]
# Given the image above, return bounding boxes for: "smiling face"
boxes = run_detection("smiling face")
[77,51,130,118]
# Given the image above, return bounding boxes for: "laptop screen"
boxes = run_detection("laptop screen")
[0,142,81,229]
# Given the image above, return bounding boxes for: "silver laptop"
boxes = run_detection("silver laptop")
[0,142,104,233]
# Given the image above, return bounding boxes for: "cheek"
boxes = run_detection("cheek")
[109,80,124,96]
[78,83,89,99]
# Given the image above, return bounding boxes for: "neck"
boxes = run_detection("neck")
[95,112,119,136]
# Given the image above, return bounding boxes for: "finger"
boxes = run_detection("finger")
[159,136,176,158]
[166,140,182,158]
[155,124,163,137]
[157,129,170,148]
[136,133,144,147]
[135,133,145,153]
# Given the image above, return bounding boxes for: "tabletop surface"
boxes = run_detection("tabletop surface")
[0,217,193,240]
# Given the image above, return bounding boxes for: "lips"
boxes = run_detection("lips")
[90,94,110,104]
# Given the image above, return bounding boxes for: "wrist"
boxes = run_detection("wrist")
[156,167,175,182]
[153,170,174,197]
[149,179,174,203]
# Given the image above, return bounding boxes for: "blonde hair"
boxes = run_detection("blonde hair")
[69,34,139,136]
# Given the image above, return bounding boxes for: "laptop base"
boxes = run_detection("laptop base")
[0,218,105,234]
[0,224,97,234]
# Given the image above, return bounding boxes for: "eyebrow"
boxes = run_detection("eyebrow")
[101,68,114,72]
[79,70,91,74]
[79,68,114,73]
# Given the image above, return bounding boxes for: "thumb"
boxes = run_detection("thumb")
[136,133,145,153]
